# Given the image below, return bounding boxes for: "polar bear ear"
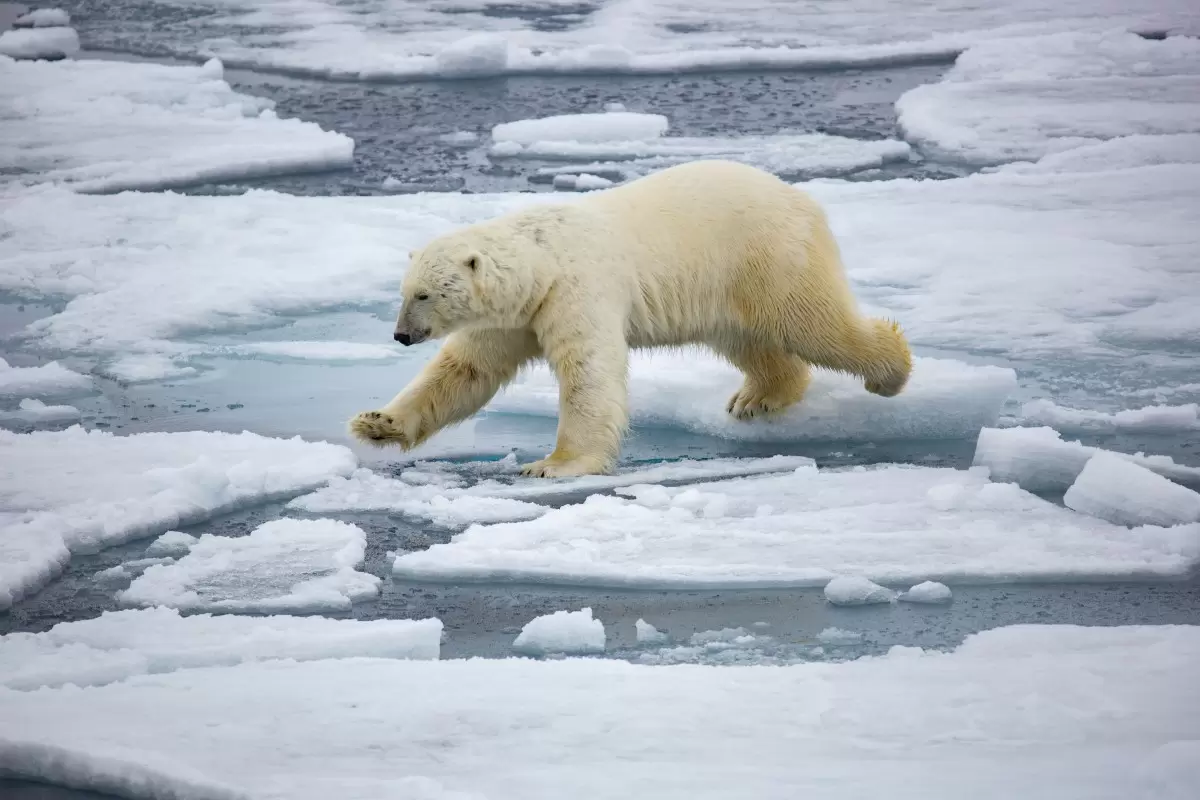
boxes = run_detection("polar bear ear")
[464,251,482,272]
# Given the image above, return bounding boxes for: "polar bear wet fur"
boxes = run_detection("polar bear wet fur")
[350,159,912,477]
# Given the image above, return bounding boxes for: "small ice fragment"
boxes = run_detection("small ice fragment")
[604,102,627,112]
[899,581,953,604]
[824,576,896,606]
[492,112,668,146]
[0,26,79,59]
[489,141,524,157]
[634,618,668,644]
[439,130,479,145]
[1064,453,1200,528]
[145,531,199,558]
[0,399,80,424]
[14,9,71,27]
[817,627,863,645]
[512,608,605,655]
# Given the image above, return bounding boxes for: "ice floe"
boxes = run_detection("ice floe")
[118,519,380,614]
[1018,399,1199,434]
[392,463,1200,589]
[1064,453,1200,528]
[0,623,1195,798]
[0,398,80,425]
[0,607,441,690]
[0,426,356,609]
[0,56,352,193]
[493,351,1015,442]
[0,358,90,399]
[824,576,896,606]
[0,26,78,60]
[512,608,606,656]
[899,581,953,604]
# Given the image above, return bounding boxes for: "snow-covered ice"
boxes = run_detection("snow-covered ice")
[393,464,1200,588]
[0,623,1195,799]
[119,519,380,614]
[0,426,356,610]
[512,607,606,656]
[0,358,90,399]
[494,351,1015,442]
[634,618,668,644]
[896,31,1200,165]
[900,581,953,604]
[1018,399,1199,434]
[1064,453,1200,529]
[0,26,78,60]
[492,112,669,146]
[0,608,441,690]
[13,9,71,28]
[824,576,896,606]
[0,56,352,193]
[288,455,814,524]
[973,426,1200,493]
[0,398,80,425]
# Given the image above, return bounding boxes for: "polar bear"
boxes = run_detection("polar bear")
[350,159,911,477]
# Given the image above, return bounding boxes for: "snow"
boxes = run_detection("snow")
[896,31,1200,166]
[288,455,815,524]
[118,519,380,614]
[0,398,80,424]
[824,576,896,606]
[973,426,1200,493]
[13,9,70,28]
[393,464,1200,589]
[0,56,353,194]
[0,608,441,690]
[634,618,668,644]
[512,608,606,656]
[0,426,356,610]
[0,623,1195,799]
[0,358,91,399]
[0,26,78,60]
[492,112,669,146]
[1019,399,1199,434]
[1064,453,1200,528]
[900,581,953,604]
[493,129,913,180]
[493,351,1015,443]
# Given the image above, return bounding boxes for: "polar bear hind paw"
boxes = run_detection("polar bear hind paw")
[520,454,610,478]
[349,410,412,448]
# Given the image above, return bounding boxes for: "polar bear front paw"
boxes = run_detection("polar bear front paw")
[349,410,415,448]
[726,384,796,421]
[520,454,609,478]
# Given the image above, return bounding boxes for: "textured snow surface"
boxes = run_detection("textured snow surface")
[0,56,352,193]
[824,576,896,606]
[1064,453,1200,528]
[119,519,380,614]
[0,608,441,690]
[973,426,1200,493]
[493,352,1015,442]
[289,455,814,525]
[393,464,1200,589]
[0,426,356,610]
[97,0,1200,81]
[512,608,606,655]
[0,27,78,59]
[0,624,1196,799]
[0,358,90,399]
[897,31,1200,165]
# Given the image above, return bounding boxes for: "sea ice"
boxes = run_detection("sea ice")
[512,608,606,656]
[0,398,80,424]
[493,350,1015,442]
[896,31,1200,165]
[492,112,669,145]
[1064,453,1200,528]
[0,358,91,399]
[218,340,404,363]
[824,576,896,606]
[118,519,380,614]
[144,531,200,558]
[13,9,71,28]
[634,619,668,644]
[973,426,1200,493]
[1,56,353,193]
[97,353,198,383]
[0,623,1195,799]
[1018,399,1199,434]
[393,463,1200,589]
[0,426,356,609]
[0,26,78,60]
[551,173,614,191]
[899,581,953,604]
[0,608,442,690]
[816,627,863,645]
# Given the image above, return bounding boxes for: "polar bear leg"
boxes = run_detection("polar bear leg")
[349,329,539,449]
[522,322,629,478]
[717,343,811,420]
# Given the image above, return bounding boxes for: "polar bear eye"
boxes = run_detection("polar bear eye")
[414,292,430,301]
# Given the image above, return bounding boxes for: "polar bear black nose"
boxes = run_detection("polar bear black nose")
[394,331,412,346]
